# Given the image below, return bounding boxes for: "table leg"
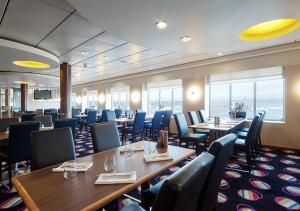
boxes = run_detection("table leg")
[141,180,150,209]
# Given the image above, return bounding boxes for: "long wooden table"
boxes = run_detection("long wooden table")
[12,141,194,211]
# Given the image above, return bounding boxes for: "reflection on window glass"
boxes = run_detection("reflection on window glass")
[173,87,182,113]
[210,84,230,117]
[86,91,97,109]
[148,90,159,115]
[256,79,284,121]
[232,82,254,118]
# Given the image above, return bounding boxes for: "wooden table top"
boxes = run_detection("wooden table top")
[12,141,194,211]
[189,118,246,131]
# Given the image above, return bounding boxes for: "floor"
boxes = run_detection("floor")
[0,130,299,211]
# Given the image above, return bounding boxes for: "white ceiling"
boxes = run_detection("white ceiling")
[1,0,300,87]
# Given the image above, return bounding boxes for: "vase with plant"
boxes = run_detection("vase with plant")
[229,100,248,119]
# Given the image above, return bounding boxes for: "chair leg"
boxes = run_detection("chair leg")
[246,151,252,173]
[195,142,200,155]
[0,162,2,181]
[8,164,12,187]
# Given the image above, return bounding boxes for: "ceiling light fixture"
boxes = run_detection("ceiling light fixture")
[240,19,300,41]
[156,21,168,29]
[217,52,223,56]
[13,61,50,69]
[81,50,89,55]
[14,81,35,85]
[180,36,191,42]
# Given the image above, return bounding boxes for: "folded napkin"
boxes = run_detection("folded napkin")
[95,171,137,184]
[144,153,173,163]
[52,162,93,172]
[120,144,144,153]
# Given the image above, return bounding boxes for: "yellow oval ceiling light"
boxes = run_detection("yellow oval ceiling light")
[13,60,50,68]
[14,81,35,85]
[240,19,300,41]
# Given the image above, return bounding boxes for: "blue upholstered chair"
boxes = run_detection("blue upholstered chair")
[91,122,121,153]
[80,110,97,131]
[31,127,76,171]
[188,111,210,135]
[174,113,207,155]
[114,109,124,119]
[121,112,146,142]
[144,111,164,141]
[21,113,36,122]
[161,110,173,132]
[54,118,77,141]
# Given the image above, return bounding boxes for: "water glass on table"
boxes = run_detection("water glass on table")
[104,155,116,172]
[63,161,77,179]
[124,141,133,157]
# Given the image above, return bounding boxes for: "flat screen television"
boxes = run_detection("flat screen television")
[34,89,51,100]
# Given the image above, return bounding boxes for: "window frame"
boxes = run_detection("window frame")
[110,90,129,110]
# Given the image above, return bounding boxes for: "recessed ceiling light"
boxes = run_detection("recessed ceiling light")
[14,81,35,85]
[240,19,300,41]
[13,61,50,69]
[180,36,191,42]
[81,50,89,55]
[217,52,223,56]
[156,21,168,29]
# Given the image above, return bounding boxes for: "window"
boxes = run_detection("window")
[86,90,98,109]
[209,67,284,121]
[110,91,129,110]
[71,93,77,108]
[147,80,182,115]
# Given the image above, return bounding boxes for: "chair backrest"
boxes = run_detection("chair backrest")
[198,110,208,123]
[133,112,146,132]
[174,113,189,137]
[188,111,200,125]
[125,110,134,117]
[31,127,76,171]
[90,122,121,153]
[54,118,77,140]
[87,110,97,125]
[21,113,36,122]
[152,152,215,211]
[72,109,81,116]
[152,111,164,130]
[8,121,40,163]
[245,115,260,146]
[162,110,173,129]
[198,133,237,211]
[44,112,58,121]
[257,111,266,137]
[44,109,57,114]
[33,115,53,127]
[0,117,19,132]
[106,110,116,121]
[97,108,102,115]
[36,109,44,115]
[114,109,123,118]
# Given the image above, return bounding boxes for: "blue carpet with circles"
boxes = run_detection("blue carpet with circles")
[0,130,299,211]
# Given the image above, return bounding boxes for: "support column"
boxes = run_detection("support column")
[0,88,2,118]
[5,89,9,107]
[21,84,28,112]
[60,63,72,119]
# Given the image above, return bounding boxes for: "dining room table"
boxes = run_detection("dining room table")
[12,141,195,211]
[189,118,246,138]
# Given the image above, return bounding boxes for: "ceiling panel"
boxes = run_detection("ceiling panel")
[0,0,70,46]
[0,0,8,20]
[40,0,75,13]
[38,14,103,56]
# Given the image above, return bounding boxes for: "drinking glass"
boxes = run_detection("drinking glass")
[124,141,133,157]
[104,155,116,172]
[147,142,156,155]
[63,161,77,179]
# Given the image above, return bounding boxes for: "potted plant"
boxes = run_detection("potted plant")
[229,101,247,119]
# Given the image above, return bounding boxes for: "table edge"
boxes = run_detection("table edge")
[11,177,40,211]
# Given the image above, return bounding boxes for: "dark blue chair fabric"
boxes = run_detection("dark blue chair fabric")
[114,109,123,119]
[8,121,40,163]
[54,118,77,140]
[174,113,207,154]
[122,112,146,142]
[145,111,164,141]
[21,113,36,122]
[80,111,97,131]
[44,109,57,114]
[161,110,173,131]
[99,110,111,122]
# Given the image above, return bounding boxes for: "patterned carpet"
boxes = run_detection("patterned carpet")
[0,130,300,211]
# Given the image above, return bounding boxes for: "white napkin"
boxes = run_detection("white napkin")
[52,162,93,172]
[95,171,137,184]
[144,153,173,163]
[120,144,144,153]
